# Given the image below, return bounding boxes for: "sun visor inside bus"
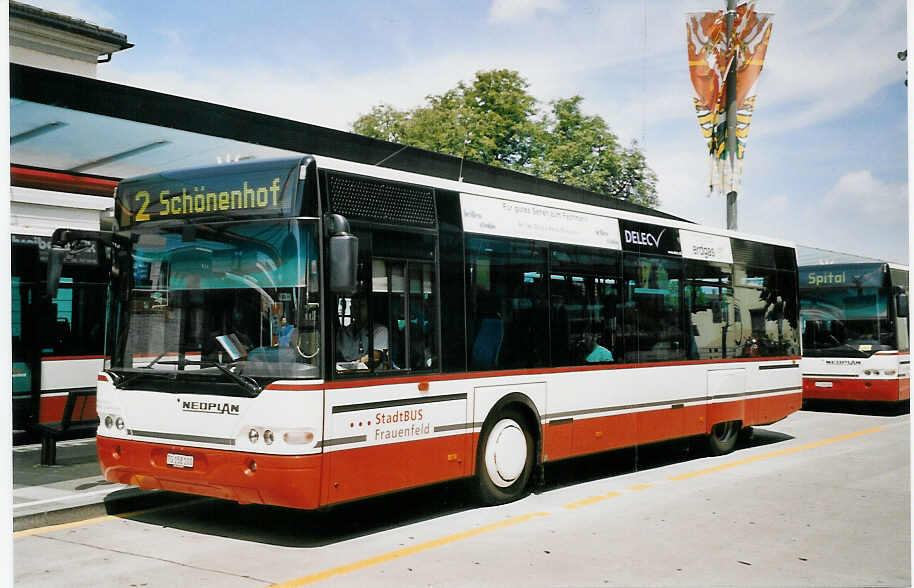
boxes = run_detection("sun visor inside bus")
[325,172,437,229]
[115,158,303,228]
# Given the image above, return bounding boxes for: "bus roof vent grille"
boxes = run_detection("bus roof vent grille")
[327,173,437,228]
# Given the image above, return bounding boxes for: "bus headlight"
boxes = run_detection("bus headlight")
[885,369,896,376]
[115,417,125,430]
[263,430,274,445]
[104,415,114,429]
[248,428,259,444]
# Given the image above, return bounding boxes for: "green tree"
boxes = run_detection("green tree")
[352,70,659,208]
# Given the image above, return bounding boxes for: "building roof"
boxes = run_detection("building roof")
[9,1,133,50]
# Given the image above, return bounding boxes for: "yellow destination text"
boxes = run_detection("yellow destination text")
[132,177,283,222]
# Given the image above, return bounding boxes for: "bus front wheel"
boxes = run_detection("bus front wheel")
[474,408,534,505]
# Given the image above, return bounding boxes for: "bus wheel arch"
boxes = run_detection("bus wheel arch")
[473,394,541,505]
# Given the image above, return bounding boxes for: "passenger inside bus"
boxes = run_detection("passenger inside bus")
[278,316,295,346]
[583,332,613,363]
[336,297,369,368]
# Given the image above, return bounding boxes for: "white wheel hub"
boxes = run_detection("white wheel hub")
[484,418,527,488]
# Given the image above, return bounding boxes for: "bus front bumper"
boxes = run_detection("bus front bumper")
[97,435,323,510]
[803,377,909,402]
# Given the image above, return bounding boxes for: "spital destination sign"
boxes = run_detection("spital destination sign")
[117,161,299,227]
[799,264,886,289]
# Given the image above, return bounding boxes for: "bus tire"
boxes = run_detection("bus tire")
[707,420,740,456]
[474,408,534,505]
[737,425,754,445]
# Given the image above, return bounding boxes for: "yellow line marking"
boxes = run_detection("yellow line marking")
[668,426,885,482]
[14,514,122,538]
[564,491,623,510]
[565,496,604,509]
[270,512,551,587]
[627,483,653,491]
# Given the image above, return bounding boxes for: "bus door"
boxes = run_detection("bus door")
[685,259,740,433]
[11,242,42,432]
[324,228,469,504]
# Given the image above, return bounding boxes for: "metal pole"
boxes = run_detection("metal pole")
[725,0,738,230]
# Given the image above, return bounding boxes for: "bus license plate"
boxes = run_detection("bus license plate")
[166,453,194,468]
[814,381,833,388]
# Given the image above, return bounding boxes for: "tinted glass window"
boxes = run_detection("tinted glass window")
[466,236,548,370]
[623,253,684,363]
[550,245,622,366]
[684,260,734,360]
[335,230,438,375]
[734,264,800,357]
[892,269,909,352]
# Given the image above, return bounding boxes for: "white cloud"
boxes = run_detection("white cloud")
[488,0,565,24]
[822,170,907,223]
[736,170,909,263]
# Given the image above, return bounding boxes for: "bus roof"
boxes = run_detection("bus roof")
[315,155,798,250]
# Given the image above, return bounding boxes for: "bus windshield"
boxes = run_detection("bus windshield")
[801,285,894,358]
[110,219,321,382]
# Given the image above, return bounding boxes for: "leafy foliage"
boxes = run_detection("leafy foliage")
[353,70,659,208]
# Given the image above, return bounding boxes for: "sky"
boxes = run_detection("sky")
[23,0,911,263]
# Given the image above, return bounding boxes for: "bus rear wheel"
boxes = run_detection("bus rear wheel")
[707,420,740,456]
[474,408,534,505]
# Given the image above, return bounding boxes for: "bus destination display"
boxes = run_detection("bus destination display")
[117,162,299,227]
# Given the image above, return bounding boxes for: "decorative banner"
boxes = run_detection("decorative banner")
[686,2,773,196]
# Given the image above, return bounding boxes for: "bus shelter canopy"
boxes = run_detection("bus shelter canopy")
[11,98,300,180]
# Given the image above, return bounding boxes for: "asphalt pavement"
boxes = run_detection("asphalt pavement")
[12,436,187,531]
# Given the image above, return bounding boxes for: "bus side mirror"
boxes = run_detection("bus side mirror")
[46,246,67,299]
[329,234,358,295]
[896,292,908,318]
[325,214,358,295]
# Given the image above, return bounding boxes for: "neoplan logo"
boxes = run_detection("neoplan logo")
[181,401,240,415]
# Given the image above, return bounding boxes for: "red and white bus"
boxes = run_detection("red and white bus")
[50,155,802,508]
[800,262,909,404]
[11,167,118,437]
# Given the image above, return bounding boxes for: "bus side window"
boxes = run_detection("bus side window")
[466,236,548,370]
[623,253,685,364]
[734,262,798,357]
[549,244,621,366]
[684,260,733,360]
[336,229,439,375]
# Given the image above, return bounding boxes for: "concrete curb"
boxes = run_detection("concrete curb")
[13,489,202,532]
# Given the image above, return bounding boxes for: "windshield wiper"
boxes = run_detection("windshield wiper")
[157,359,262,397]
[112,368,176,389]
